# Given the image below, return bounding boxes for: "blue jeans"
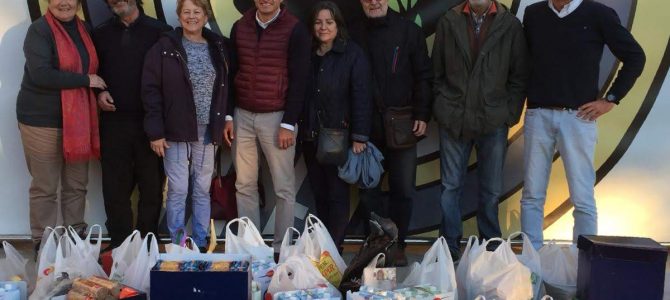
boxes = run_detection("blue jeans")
[439,126,507,254]
[521,108,597,249]
[164,125,215,247]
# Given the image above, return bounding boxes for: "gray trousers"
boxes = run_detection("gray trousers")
[232,108,296,252]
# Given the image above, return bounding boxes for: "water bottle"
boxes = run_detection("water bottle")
[0,284,20,300]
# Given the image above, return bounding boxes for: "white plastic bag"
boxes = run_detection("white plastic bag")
[109,230,143,282]
[300,214,347,287]
[164,237,201,254]
[0,241,28,282]
[539,241,578,300]
[362,253,397,291]
[225,217,274,261]
[465,238,533,300]
[122,233,159,294]
[456,236,484,299]
[278,227,301,263]
[30,226,65,300]
[267,255,340,299]
[54,233,106,279]
[509,231,544,300]
[401,237,456,298]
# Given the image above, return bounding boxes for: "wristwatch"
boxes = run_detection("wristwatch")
[605,93,619,105]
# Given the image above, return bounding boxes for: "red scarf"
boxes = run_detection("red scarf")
[45,11,100,162]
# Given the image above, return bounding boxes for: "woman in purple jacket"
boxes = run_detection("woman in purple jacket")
[142,0,230,250]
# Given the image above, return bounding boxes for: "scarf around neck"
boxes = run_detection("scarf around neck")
[45,10,100,162]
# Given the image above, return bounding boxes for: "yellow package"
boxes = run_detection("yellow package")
[311,251,342,287]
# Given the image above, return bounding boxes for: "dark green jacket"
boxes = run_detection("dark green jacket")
[432,1,529,140]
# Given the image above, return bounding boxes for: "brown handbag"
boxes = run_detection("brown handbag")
[382,106,417,149]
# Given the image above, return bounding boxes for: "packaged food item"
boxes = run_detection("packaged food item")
[311,251,342,287]
[72,278,110,299]
[87,276,122,297]
[210,261,231,272]
[118,286,140,299]
[66,288,95,300]
[273,287,341,300]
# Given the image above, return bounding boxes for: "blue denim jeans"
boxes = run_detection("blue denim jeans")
[521,108,598,249]
[164,125,215,247]
[439,126,507,255]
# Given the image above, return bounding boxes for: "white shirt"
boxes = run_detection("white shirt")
[256,8,281,29]
[548,0,583,18]
[226,8,295,131]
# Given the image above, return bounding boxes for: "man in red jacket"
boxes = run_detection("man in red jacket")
[224,0,310,259]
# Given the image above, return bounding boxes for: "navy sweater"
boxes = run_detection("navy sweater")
[523,0,645,108]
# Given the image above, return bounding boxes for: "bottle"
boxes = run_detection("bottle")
[0,284,20,300]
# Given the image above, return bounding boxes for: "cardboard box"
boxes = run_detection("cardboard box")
[577,235,668,300]
[150,254,251,299]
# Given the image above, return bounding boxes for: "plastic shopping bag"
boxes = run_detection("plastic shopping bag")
[300,214,347,287]
[30,226,65,300]
[278,227,301,263]
[401,237,456,298]
[455,236,484,299]
[165,237,201,254]
[509,231,544,300]
[109,230,143,282]
[225,217,274,261]
[362,253,396,291]
[465,238,533,300]
[0,241,28,282]
[67,225,103,261]
[266,255,340,299]
[122,233,159,294]
[539,241,578,300]
[54,232,106,279]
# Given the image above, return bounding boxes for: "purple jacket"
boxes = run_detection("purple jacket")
[142,27,231,145]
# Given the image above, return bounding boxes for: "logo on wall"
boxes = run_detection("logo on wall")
[26,0,668,237]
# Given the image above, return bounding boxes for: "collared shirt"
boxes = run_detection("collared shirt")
[463,1,498,37]
[548,0,583,18]
[256,8,281,29]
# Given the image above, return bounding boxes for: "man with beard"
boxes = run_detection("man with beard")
[349,0,433,266]
[92,0,171,249]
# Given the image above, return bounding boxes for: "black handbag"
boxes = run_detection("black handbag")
[315,111,349,165]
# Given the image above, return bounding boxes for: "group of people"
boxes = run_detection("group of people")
[18,0,645,265]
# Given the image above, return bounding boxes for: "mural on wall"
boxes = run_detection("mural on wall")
[9,0,670,240]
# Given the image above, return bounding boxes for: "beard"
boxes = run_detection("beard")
[110,0,136,18]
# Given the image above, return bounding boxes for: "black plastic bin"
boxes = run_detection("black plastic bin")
[577,235,668,300]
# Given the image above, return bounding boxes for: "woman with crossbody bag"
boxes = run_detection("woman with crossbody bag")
[300,1,373,251]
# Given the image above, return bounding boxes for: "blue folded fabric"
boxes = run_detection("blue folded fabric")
[338,142,384,189]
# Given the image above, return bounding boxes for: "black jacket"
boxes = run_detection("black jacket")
[349,9,433,139]
[92,13,171,122]
[301,38,373,142]
[142,28,231,145]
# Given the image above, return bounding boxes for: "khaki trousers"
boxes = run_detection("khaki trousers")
[19,123,88,241]
[232,108,296,252]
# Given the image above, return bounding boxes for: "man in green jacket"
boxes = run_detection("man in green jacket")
[432,0,529,259]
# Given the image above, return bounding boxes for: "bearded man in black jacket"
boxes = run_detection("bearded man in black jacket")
[350,0,433,266]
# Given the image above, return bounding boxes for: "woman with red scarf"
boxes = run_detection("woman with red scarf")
[16,0,105,253]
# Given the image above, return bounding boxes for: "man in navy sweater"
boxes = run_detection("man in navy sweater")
[521,0,645,249]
